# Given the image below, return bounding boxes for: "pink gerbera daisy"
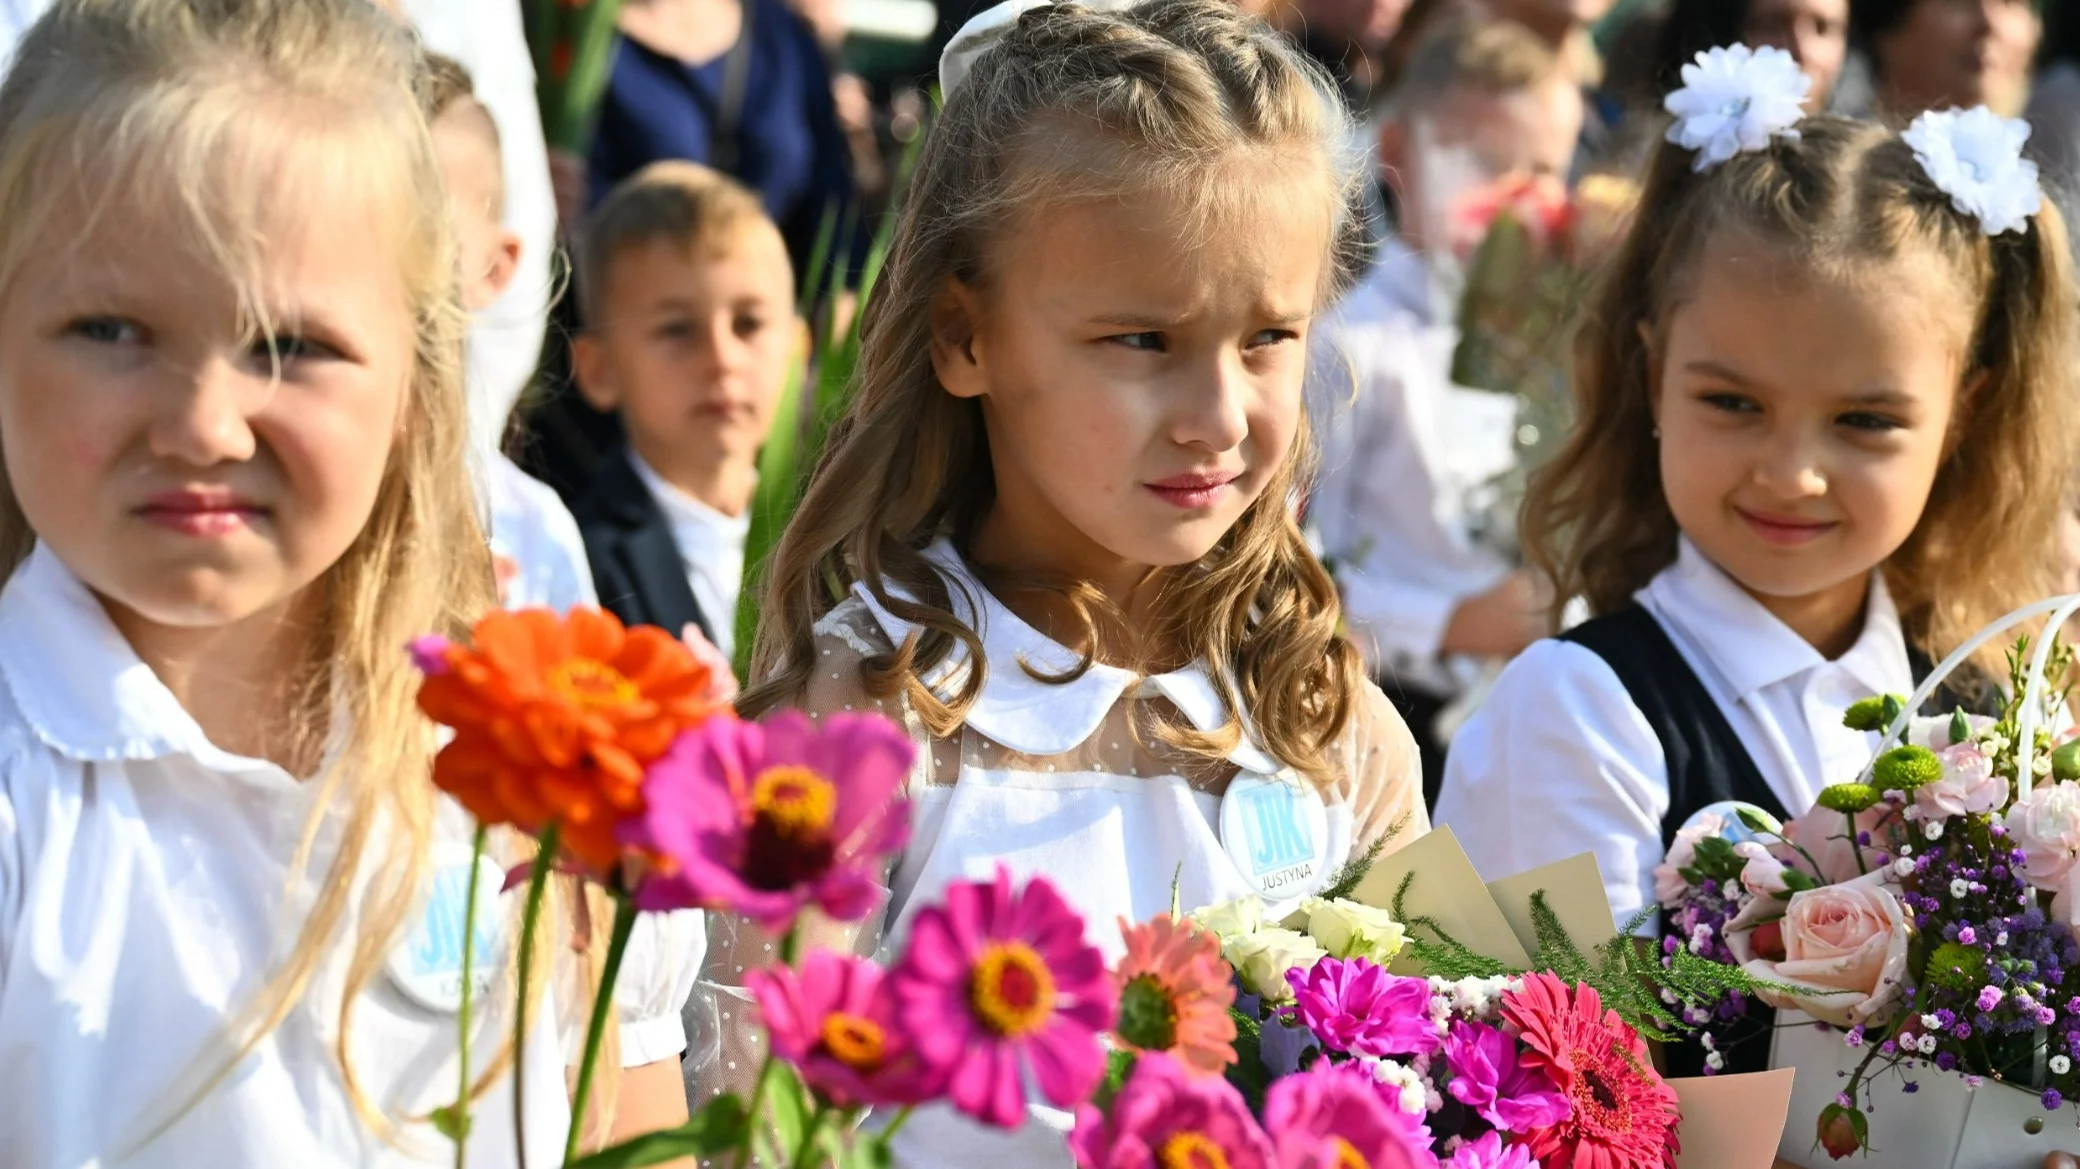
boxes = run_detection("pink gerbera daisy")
[746,950,933,1110]
[620,711,913,929]
[892,867,1116,1128]
[1262,1062,1433,1169]
[1500,972,1682,1169]
[1069,1051,1274,1169]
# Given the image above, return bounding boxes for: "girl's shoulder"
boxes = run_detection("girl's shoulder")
[1324,678,1431,855]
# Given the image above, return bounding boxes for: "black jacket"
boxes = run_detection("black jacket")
[569,452,714,640]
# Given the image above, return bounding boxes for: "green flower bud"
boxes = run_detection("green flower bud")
[1873,745,1943,790]
[2055,738,2080,783]
[1817,783,1881,813]
[1842,697,1890,732]
[1923,942,1988,992]
[1949,708,1973,748]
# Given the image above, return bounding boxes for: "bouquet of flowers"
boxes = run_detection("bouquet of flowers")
[1445,171,1636,561]
[1660,601,2080,1165]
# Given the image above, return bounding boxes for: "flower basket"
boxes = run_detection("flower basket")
[1773,1010,2077,1167]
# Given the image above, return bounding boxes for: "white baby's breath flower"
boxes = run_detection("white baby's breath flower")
[1904,106,2044,237]
[2055,1055,2073,1075]
[1951,879,1971,898]
[1663,44,1812,171]
[1895,857,1918,878]
[1926,820,1946,841]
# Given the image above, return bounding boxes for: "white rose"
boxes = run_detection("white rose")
[1223,927,1326,1004]
[1302,897,1407,964]
[1189,895,1264,942]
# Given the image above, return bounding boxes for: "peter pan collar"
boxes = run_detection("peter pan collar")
[852,541,1288,775]
[0,542,291,777]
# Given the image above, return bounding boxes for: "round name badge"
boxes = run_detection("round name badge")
[1220,772,1332,901]
[386,842,506,1013]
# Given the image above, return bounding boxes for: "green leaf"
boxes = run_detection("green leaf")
[1781,869,1820,893]
[429,1103,470,1143]
[1950,707,1973,747]
[842,1136,895,1169]
[1735,806,1783,835]
[1881,694,1905,727]
[761,1058,813,1155]
[565,1094,751,1169]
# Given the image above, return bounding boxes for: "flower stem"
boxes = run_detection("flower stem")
[452,825,488,1169]
[513,822,561,1169]
[733,1049,778,1169]
[1847,812,1868,876]
[566,894,640,1164]
[875,1105,916,1147]
[788,1104,831,1169]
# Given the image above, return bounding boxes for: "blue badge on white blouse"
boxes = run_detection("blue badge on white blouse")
[1220,773,1331,900]
[386,842,505,1013]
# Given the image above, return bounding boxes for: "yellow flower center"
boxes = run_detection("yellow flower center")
[1158,1131,1231,1169]
[751,765,837,838]
[818,1012,886,1071]
[1333,1137,1370,1169]
[548,658,639,710]
[969,941,1057,1039]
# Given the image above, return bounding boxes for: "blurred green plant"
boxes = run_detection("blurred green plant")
[522,0,627,154]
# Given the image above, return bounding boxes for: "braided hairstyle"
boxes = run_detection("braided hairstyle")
[741,0,1371,788]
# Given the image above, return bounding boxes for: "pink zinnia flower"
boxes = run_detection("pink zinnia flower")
[1263,1061,1434,1169]
[1069,1051,1274,1169]
[1444,1019,1569,1133]
[1502,972,1682,1169]
[619,711,913,927]
[893,867,1116,1128]
[746,950,933,1110]
[1445,1132,1536,1169]
[1286,957,1442,1059]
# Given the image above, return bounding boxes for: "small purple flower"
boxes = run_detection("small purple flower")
[1979,986,2005,1011]
[1444,1020,1569,1133]
[2046,1090,2065,1111]
[1959,927,1978,946]
[1286,958,1442,1058]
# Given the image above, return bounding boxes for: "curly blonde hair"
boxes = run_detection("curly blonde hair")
[1526,115,2079,673]
[739,0,1371,786]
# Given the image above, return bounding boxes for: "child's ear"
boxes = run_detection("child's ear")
[479,229,523,306]
[572,332,619,413]
[929,277,987,400]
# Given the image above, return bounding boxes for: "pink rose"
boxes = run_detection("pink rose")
[1734,841,1790,898]
[1727,872,1910,1028]
[1655,813,1726,908]
[1912,743,2008,820]
[2005,780,2080,892]
[1778,806,1902,887]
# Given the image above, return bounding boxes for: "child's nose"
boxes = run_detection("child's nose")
[1752,433,1828,497]
[1170,356,1252,452]
[148,357,259,467]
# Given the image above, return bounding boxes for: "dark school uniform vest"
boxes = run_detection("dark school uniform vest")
[1560,605,1997,1079]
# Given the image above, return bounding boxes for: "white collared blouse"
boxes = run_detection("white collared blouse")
[629,451,750,662]
[688,542,1427,1168]
[1435,538,1914,933]
[0,544,701,1167]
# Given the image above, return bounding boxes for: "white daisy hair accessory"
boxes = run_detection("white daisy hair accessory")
[1662,44,1812,172]
[1902,106,2043,237]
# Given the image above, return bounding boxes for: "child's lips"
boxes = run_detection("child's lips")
[1736,506,1837,546]
[136,488,266,537]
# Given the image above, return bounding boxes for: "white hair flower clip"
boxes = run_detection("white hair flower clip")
[1663,44,1812,172]
[1903,107,2043,237]
[938,0,1137,99]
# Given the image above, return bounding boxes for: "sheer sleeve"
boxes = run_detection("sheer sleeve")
[682,601,933,1121]
[1334,680,1431,861]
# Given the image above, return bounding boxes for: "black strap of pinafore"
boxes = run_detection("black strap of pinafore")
[1561,607,1788,1078]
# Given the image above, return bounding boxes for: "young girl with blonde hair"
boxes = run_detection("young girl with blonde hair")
[1436,45,2078,1077]
[694,0,1429,1161]
[0,1,697,1164]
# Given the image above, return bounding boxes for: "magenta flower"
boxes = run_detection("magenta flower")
[1263,1062,1434,1169]
[620,711,913,928]
[1444,1019,1569,1133]
[746,950,933,1110]
[1286,957,1442,1058]
[1070,1051,1274,1169]
[893,867,1115,1128]
[1445,1132,1536,1169]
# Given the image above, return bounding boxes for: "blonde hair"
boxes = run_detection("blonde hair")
[740,0,1369,787]
[1385,17,1568,118]
[0,0,495,1135]
[1527,115,2080,674]
[577,160,786,325]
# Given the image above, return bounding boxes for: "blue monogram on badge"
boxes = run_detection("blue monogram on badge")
[388,852,503,1012]
[1238,782,1312,876]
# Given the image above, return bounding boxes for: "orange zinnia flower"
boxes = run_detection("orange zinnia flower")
[1112,915,1238,1076]
[415,607,720,871]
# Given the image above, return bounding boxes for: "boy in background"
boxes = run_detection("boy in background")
[1310,19,1584,808]
[571,162,795,662]
[425,56,599,613]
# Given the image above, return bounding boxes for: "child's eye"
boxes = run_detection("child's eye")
[253,333,339,363]
[68,316,145,345]
[1838,411,1903,433]
[655,320,696,341]
[1700,392,1759,414]
[1247,329,1299,349]
[1108,331,1167,353]
[734,315,768,338]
